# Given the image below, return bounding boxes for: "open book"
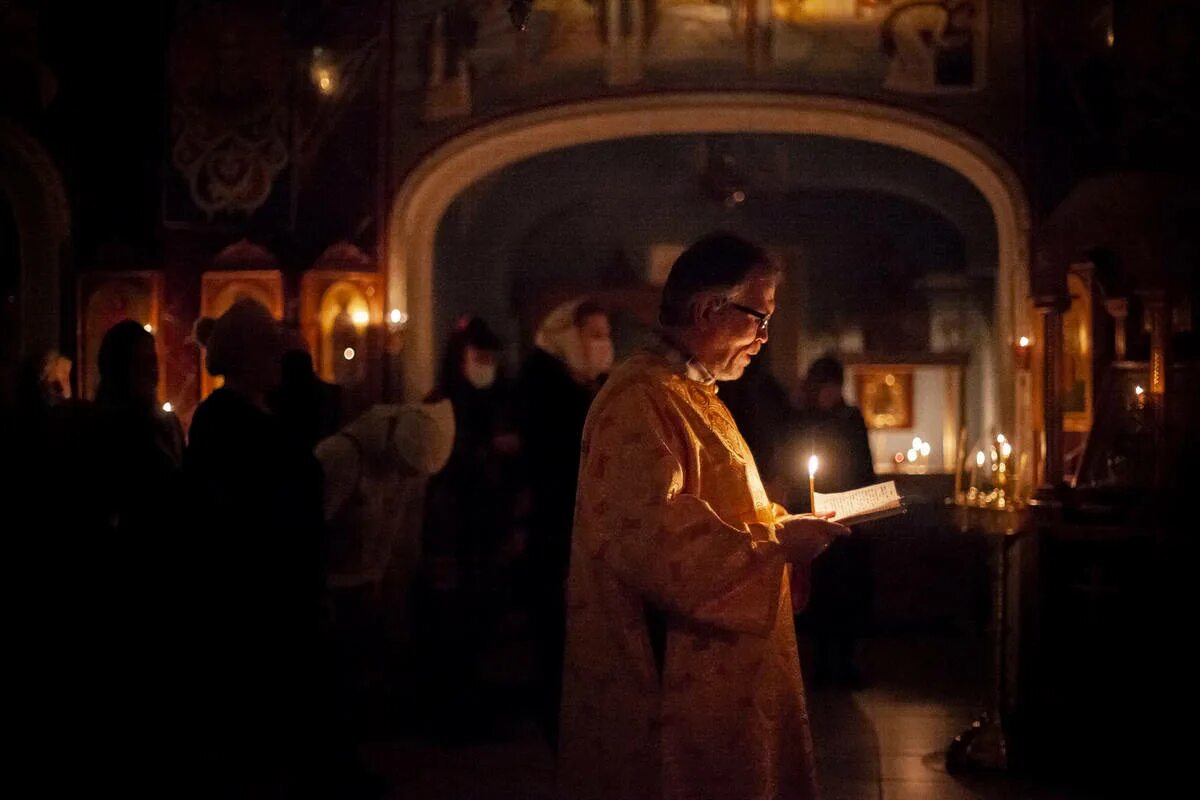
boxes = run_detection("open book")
[812,480,906,526]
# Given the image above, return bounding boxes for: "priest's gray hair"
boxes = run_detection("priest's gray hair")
[659,233,780,327]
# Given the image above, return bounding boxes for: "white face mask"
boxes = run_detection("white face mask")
[586,339,614,376]
[464,361,496,389]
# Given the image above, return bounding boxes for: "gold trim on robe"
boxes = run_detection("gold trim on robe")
[558,350,818,800]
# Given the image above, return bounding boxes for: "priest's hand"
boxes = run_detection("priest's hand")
[774,513,851,565]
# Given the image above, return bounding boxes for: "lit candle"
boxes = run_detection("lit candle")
[954,426,966,502]
[808,455,818,513]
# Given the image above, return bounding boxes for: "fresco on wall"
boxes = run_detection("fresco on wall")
[528,0,606,67]
[646,1,739,65]
[166,6,292,225]
[78,272,162,401]
[198,270,284,399]
[772,0,985,92]
[483,0,988,92]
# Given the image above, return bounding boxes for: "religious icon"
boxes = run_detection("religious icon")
[78,272,163,401]
[1062,271,1094,433]
[328,289,366,386]
[855,367,914,429]
[198,270,284,398]
[300,269,381,386]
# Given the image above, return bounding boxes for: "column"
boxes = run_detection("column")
[746,0,773,75]
[1103,297,1129,361]
[604,0,645,86]
[1140,290,1168,486]
[422,12,472,122]
[1037,297,1068,491]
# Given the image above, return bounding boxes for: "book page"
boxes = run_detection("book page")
[813,481,901,523]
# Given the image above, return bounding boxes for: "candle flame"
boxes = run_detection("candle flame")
[807,455,818,477]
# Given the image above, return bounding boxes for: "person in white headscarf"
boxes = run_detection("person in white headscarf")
[316,400,455,727]
[514,297,613,746]
[317,399,455,601]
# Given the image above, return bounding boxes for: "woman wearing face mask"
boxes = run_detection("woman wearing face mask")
[418,315,522,741]
[514,298,613,747]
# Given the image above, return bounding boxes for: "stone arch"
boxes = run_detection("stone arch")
[0,119,70,360]
[387,93,1031,432]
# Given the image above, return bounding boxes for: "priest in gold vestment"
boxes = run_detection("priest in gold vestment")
[558,234,850,800]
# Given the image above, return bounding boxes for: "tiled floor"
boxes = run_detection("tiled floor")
[362,635,1103,799]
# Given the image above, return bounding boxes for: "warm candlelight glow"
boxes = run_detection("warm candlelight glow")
[912,436,922,450]
[161,401,172,413]
[807,455,817,513]
[310,48,338,96]
[343,347,356,360]
[976,450,986,467]
[143,323,153,333]
[1134,385,1144,396]
[906,448,917,462]
[389,308,405,325]
[1018,336,1030,348]
[351,309,370,326]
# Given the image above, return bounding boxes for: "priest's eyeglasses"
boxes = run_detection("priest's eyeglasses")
[726,301,771,336]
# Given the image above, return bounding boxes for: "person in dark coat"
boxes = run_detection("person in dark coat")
[269,345,343,453]
[792,355,877,687]
[719,342,796,497]
[180,298,345,797]
[515,298,612,747]
[418,315,522,740]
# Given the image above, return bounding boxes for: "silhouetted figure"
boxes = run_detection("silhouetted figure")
[515,298,612,747]
[90,320,185,526]
[793,356,876,687]
[5,350,103,792]
[269,347,343,453]
[4,350,74,462]
[180,299,351,797]
[317,399,455,730]
[418,315,521,741]
[76,321,186,785]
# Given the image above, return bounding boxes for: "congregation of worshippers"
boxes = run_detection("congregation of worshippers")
[4,3,1195,798]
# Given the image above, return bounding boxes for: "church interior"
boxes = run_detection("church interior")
[2,1,1196,798]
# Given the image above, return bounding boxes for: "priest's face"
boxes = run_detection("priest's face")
[698,269,776,381]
